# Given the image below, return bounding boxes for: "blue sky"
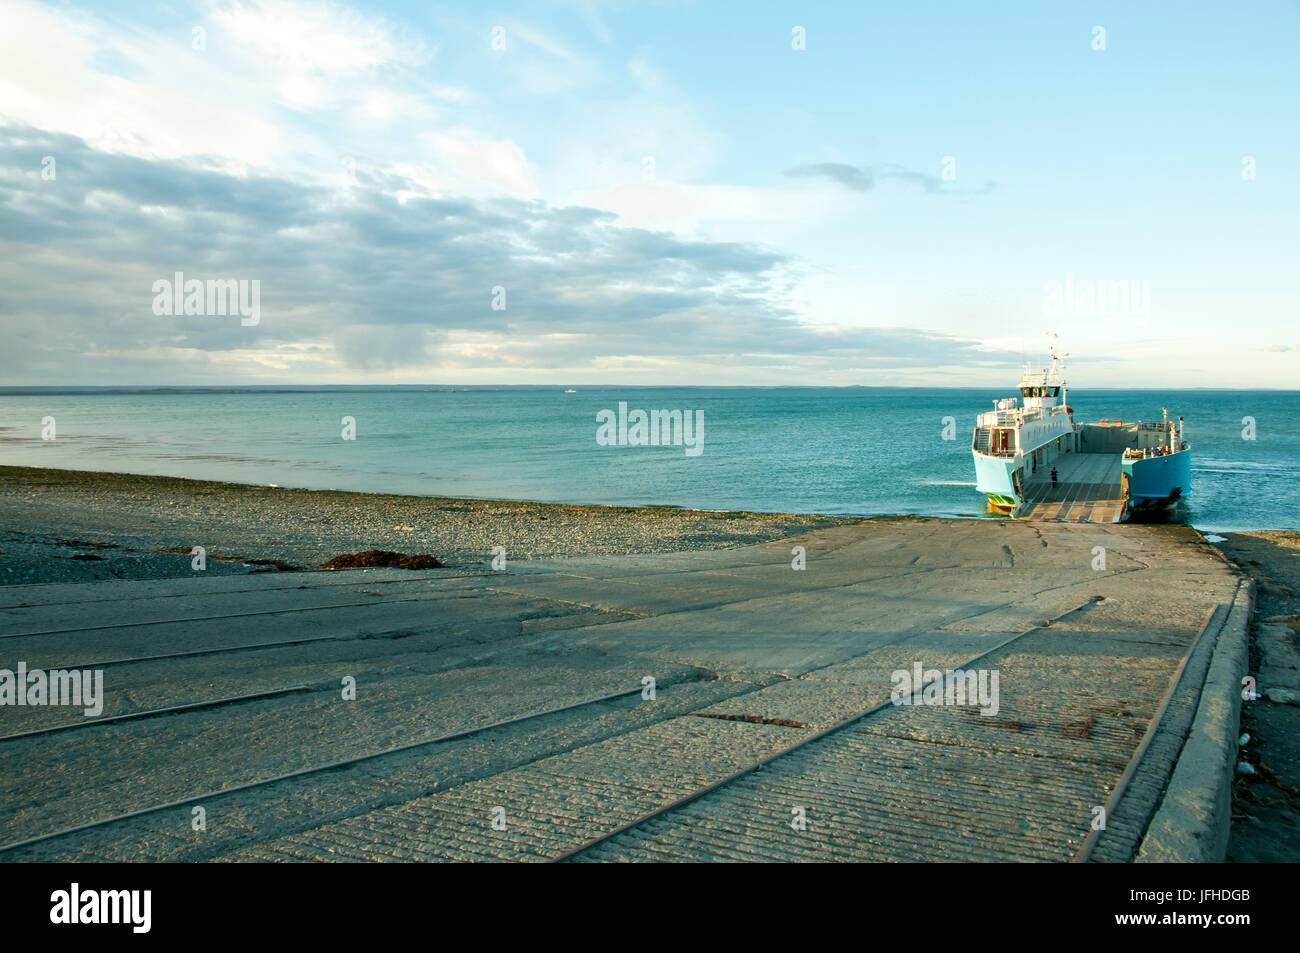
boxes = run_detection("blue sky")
[1,0,1296,386]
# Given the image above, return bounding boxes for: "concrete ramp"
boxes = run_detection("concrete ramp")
[1018,452,1126,523]
[0,518,1242,863]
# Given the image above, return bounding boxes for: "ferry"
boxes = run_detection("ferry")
[971,347,1191,522]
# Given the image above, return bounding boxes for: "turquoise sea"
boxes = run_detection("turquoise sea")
[1,387,1296,533]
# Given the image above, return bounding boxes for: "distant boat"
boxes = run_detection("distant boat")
[564,389,577,393]
[971,345,1191,523]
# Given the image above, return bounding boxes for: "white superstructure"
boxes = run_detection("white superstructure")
[971,348,1077,511]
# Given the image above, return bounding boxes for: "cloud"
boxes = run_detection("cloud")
[0,0,286,167]
[208,0,430,111]
[333,324,441,370]
[0,123,1019,383]
[786,163,874,192]
[0,0,457,179]
[786,161,995,196]
[424,133,537,196]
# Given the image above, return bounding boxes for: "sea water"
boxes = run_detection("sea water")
[1,386,1295,533]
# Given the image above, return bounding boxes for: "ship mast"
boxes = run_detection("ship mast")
[1047,333,1069,405]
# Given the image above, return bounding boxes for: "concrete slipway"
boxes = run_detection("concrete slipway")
[0,518,1248,862]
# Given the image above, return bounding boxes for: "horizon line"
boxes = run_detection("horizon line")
[2,383,1298,393]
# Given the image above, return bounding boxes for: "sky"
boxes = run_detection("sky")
[0,0,1296,387]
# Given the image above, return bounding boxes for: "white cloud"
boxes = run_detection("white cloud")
[0,0,448,176]
[424,133,537,196]
[0,1,289,166]
[207,0,428,110]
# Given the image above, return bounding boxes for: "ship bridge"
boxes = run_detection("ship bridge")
[1017,361,1066,413]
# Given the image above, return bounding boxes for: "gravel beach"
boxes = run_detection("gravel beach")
[0,465,861,586]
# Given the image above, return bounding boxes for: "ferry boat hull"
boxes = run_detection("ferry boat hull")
[1124,446,1192,512]
[972,453,1020,513]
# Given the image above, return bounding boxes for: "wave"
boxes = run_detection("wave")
[1195,459,1298,472]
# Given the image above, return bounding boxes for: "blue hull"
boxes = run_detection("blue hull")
[972,451,1019,511]
[1123,447,1192,510]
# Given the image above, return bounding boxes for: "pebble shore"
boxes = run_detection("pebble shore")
[0,465,861,586]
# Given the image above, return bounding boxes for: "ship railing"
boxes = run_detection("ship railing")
[975,404,1070,429]
[976,410,1020,427]
[1124,445,1181,460]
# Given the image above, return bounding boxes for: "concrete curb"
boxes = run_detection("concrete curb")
[1137,579,1254,863]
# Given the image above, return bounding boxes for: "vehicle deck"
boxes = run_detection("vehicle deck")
[1017,452,1126,523]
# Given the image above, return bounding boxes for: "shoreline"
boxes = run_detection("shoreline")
[5,462,875,519]
[0,463,862,520]
[1,460,1286,531]
[2,462,1295,583]
[0,465,865,586]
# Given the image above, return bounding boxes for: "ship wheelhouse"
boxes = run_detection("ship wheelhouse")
[1019,384,1060,400]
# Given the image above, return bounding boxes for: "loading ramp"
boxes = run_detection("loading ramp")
[1016,452,1127,523]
